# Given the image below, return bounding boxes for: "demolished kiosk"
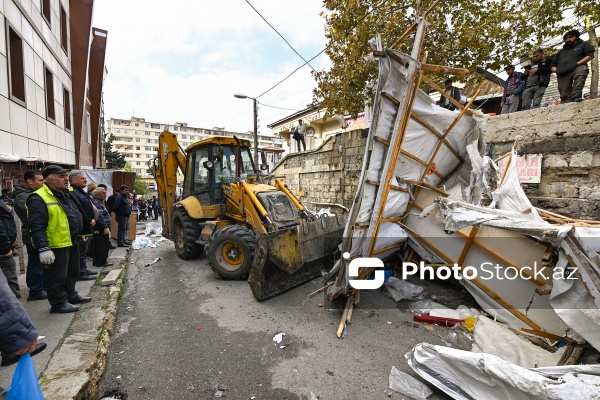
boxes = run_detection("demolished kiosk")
[323,11,600,400]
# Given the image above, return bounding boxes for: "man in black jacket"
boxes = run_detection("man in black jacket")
[106,188,119,215]
[27,165,92,313]
[113,185,132,247]
[12,170,47,300]
[0,200,19,298]
[68,172,98,281]
[522,48,553,110]
[551,29,595,103]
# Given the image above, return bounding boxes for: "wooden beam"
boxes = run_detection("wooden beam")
[421,63,470,76]
[421,74,474,116]
[390,0,444,49]
[410,112,463,162]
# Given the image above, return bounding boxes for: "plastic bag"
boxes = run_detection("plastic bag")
[408,300,432,315]
[388,365,432,400]
[443,323,474,351]
[383,277,424,302]
[144,222,163,237]
[6,352,44,400]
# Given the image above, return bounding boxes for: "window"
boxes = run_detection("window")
[145,131,150,136]
[116,129,121,133]
[136,146,140,150]
[124,138,132,142]
[134,123,139,127]
[145,146,152,151]
[145,124,149,128]
[44,67,56,121]
[135,154,140,158]
[146,154,151,158]
[190,136,196,141]
[155,132,160,137]
[7,26,26,104]
[182,135,187,139]
[86,113,91,143]
[63,87,71,131]
[60,6,68,53]
[42,0,51,25]
[135,138,140,142]
[136,162,141,166]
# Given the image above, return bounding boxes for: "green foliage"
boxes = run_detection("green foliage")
[313,0,599,115]
[104,133,127,170]
[124,163,150,195]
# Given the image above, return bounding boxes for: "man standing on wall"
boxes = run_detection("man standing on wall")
[500,65,526,114]
[12,170,47,300]
[293,119,306,152]
[551,29,595,103]
[437,79,462,110]
[521,48,553,110]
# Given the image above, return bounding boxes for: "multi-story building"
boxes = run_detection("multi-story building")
[0,0,107,189]
[106,117,283,184]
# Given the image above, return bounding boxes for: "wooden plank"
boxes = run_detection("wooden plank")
[308,282,333,298]
[390,0,444,49]
[421,74,474,116]
[421,63,469,76]
[410,112,463,161]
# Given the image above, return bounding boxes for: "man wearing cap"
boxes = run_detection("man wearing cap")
[551,29,595,103]
[437,79,462,111]
[26,165,91,313]
[68,172,98,281]
[501,65,526,114]
[112,185,132,247]
[522,49,553,110]
[12,170,47,301]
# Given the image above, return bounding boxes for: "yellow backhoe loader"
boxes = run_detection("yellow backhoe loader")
[149,131,346,299]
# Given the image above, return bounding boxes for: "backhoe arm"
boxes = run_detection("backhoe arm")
[155,131,187,238]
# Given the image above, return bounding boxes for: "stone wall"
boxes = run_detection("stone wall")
[267,98,600,220]
[266,129,367,209]
[485,98,600,220]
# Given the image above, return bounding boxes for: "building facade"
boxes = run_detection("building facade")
[0,0,106,189]
[107,117,283,184]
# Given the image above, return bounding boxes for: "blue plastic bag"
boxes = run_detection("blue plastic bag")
[6,352,44,400]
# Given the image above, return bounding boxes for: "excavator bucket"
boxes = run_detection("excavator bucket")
[248,213,347,300]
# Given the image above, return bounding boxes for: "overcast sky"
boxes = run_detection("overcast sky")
[94,0,329,135]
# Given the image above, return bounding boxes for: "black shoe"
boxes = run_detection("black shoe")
[78,273,97,281]
[101,262,114,267]
[109,245,117,249]
[124,240,132,244]
[1,342,47,367]
[27,291,48,301]
[50,303,79,313]
[68,294,92,304]
[117,244,129,248]
[82,270,98,276]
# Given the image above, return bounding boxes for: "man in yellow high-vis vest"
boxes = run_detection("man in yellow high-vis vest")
[26,165,92,313]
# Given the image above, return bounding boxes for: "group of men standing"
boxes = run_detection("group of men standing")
[501,29,595,114]
[0,166,136,314]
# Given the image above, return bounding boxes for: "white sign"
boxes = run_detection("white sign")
[499,154,542,184]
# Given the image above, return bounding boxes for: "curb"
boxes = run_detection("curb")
[38,249,129,400]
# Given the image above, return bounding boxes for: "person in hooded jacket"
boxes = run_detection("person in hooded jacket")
[0,200,19,298]
[551,29,595,103]
[12,170,47,300]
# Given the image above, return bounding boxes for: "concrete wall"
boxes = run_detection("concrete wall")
[268,98,600,220]
[486,98,600,220]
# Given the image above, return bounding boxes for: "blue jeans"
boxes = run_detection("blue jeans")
[26,244,45,294]
[116,215,130,244]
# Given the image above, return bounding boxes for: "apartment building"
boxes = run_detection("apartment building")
[0,0,106,189]
[107,117,283,183]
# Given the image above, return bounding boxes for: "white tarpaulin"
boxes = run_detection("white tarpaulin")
[406,343,600,400]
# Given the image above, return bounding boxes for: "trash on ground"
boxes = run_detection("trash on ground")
[144,257,160,267]
[443,324,473,351]
[414,314,463,327]
[406,343,600,400]
[273,332,285,343]
[383,277,424,302]
[388,365,432,400]
[144,222,163,236]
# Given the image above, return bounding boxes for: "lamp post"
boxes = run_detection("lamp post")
[234,93,259,169]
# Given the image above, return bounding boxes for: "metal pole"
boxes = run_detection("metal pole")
[253,98,259,169]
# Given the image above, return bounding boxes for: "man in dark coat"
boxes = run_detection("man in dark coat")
[12,170,47,300]
[68,172,97,281]
[27,165,92,313]
[0,270,46,367]
[551,29,595,103]
[91,187,113,267]
[0,200,19,298]
[112,185,132,247]
[106,188,119,215]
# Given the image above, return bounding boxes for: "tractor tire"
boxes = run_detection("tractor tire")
[206,225,257,279]
[172,207,204,260]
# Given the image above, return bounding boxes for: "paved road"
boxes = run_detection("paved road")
[99,238,453,400]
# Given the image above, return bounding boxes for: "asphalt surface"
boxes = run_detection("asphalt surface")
[99,234,455,400]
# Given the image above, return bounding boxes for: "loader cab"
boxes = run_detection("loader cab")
[182,143,255,205]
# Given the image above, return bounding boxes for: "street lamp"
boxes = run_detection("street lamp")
[234,93,259,168]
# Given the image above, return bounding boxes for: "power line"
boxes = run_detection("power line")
[256,1,389,100]
[245,0,316,72]
[260,103,303,112]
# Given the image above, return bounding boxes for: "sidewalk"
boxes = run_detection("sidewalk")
[0,238,129,400]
